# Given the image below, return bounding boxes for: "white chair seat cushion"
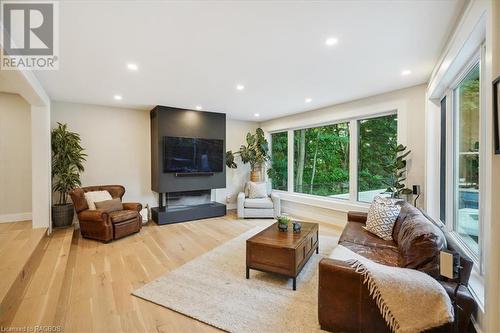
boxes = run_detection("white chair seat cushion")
[244,197,274,209]
[84,190,113,210]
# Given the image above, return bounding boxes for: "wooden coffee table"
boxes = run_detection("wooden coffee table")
[246,222,319,290]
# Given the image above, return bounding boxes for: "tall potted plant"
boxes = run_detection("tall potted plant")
[226,128,270,181]
[384,144,413,199]
[51,123,86,227]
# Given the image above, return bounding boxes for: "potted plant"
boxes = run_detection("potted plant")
[51,123,86,228]
[277,216,290,232]
[384,144,413,199]
[226,128,270,182]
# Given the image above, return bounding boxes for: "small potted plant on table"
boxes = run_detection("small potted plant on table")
[277,216,290,232]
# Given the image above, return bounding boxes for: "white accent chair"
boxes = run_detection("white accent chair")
[237,183,281,219]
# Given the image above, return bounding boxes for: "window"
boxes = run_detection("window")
[453,63,480,256]
[440,97,447,222]
[358,114,398,203]
[270,132,288,191]
[293,123,350,197]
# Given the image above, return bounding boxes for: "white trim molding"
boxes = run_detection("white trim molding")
[0,213,32,223]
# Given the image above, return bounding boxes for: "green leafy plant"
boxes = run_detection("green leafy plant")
[277,215,291,225]
[226,128,270,171]
[51,123,87,205]
[384,144,413,198]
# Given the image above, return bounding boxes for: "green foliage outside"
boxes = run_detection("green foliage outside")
[358,115,398,197]
[293,122,350,196]
[269,114,400,199]
[269,132,288,190]
[457,64,480,189]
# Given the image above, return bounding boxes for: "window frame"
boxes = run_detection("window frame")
[268,110,398,206]
[441,48,485,271]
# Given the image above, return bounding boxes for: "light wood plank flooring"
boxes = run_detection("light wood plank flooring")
[8,214,342,332]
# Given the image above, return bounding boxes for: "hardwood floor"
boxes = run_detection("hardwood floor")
[7,213,342,332]
[0,221,47,323]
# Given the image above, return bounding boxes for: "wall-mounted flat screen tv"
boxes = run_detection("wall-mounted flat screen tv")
[163,136,223,173]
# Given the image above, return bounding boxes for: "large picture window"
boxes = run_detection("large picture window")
[270,132,288,191]
[358,114,398,203]
[293,123,350,197]
[453,63,480,256]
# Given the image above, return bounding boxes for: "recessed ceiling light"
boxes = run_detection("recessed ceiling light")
[113,95,123,101]
[254,113,260,118]
[127,63,138,71]
[236,84,245,91]
[195,105,202,110]
[305,98,312,103]
[325,37,339,46]
[401,69,412,76]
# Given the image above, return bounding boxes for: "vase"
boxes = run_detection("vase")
[278,222,288,232]
[250,165,263,182]
[52,203,74,228]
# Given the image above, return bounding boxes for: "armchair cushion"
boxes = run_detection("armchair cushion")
[84,190,112,210]
[247,182,268,199]
[95,198,123,213]
[244,197,274,209]
[109,210,139,224]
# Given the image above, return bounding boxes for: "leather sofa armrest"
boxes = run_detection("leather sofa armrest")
[318,258,389,332]
[347,211,368,224]
[78,209,109,223]
[123,202,142,212]
[319,258,363,332]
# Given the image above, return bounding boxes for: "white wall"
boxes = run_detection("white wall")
[51,102,156,208]
[260,84,427,224]
[0,93,32,222]
[51,101,258,210]
[215,119,259,209]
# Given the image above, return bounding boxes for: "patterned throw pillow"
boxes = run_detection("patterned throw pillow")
[365,195,402,241]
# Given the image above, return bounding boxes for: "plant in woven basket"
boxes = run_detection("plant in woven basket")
[51,123,86,227]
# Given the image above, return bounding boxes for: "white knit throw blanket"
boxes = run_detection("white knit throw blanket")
[331,245,454,333]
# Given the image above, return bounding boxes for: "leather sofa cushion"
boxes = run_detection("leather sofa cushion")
[244,197,273,209]
[396,210,446,278]
[109,210,139,224]
[334,241,400,267]
[339,221,397,250]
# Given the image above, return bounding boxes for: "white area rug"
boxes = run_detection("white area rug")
[133,226,339,332]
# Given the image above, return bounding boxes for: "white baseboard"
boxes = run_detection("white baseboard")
[0,212,32,223]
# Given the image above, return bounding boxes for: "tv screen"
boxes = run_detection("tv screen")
[163,136,223,173]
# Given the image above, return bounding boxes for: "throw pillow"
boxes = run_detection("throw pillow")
[84,190,112,210]
[247,182,268,199]
[365,195,402,241]
[94,198,123,213]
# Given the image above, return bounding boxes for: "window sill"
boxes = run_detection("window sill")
[272,190,371,213]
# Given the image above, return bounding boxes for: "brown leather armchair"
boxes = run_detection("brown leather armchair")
[69,185,143,243]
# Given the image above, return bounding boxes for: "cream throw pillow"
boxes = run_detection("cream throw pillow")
[247,182,268,199]
[84,190,112,210]
[365,195,402,241]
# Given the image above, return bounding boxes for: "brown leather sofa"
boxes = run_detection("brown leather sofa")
[69,185,142,243]
[318,202,476,333]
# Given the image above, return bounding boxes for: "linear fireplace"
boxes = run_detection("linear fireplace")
[150,106,227,225]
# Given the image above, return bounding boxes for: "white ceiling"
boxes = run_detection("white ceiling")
[34,0,465,121]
